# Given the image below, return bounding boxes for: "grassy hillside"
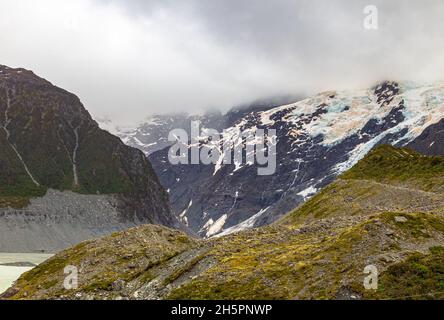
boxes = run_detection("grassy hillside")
[168,212,444,300]
[0,84,137,201]
[282,145,444,225]
[369,246,444,300]
[3,145,444,300]
[3,225,197,300]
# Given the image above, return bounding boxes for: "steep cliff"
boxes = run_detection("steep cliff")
[0,65,177,252]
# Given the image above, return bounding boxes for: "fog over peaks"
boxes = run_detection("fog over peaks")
[0,0,443,125]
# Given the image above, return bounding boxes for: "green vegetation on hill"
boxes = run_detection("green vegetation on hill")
[76,128,135,195]
[167,212,444,300]
[0,131,47,207]
[282,145,444,225]
[341,145,444,191]
[0,67,167,210]
[369,246,444,300]
[4,225,196,300]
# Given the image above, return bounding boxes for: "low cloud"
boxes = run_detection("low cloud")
[0,0,443,125]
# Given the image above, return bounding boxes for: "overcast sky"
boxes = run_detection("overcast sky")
[1,0,444,125]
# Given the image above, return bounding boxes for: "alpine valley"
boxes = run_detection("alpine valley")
[1,64,444,300]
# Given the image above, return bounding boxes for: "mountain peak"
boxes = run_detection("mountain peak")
[0,65,52,87]
[0,65,178,252]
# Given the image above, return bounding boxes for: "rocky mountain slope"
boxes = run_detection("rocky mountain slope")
[139,82,444,237]
[98,97,295,156]
[408,118,444,156]
[4,145,444,300]
[0,65,177,252]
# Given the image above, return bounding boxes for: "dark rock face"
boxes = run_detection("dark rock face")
[408,119,444,156]
[0,65,177,251]
[127,82,444,237]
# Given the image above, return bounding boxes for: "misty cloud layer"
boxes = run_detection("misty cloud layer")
[0,0,443,124]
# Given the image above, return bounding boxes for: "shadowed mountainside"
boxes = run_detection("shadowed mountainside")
[0,65,178,252]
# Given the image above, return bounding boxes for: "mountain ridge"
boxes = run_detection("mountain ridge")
[0,65,178,252]
[4,144,443,300]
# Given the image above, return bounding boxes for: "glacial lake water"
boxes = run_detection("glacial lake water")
[0,253,53,294]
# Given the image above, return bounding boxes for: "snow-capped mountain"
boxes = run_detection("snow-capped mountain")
[99,113,222,156]
[117,82,444,237]
[0,65,176,252]
[98,97,297,156]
